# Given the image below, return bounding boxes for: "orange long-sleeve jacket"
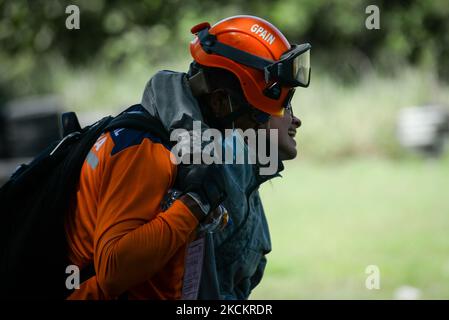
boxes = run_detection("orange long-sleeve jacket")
[64,126,198,299]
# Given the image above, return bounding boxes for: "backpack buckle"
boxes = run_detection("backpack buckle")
[49,131,81,156]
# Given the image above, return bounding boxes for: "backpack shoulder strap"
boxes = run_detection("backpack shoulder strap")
[104,105,171,147]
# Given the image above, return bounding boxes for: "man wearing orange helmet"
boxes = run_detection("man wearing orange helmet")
[142,15,310,299]
[65,15,310,300]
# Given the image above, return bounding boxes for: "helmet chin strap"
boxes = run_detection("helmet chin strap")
[220,93,269,129]
[227,94,235,130]
[205,91,260,129]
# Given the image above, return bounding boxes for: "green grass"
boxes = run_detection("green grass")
[251,156,449,299]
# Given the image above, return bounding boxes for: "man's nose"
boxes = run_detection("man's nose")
[292,115,301,128]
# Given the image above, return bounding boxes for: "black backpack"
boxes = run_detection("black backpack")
[0,104,170,299]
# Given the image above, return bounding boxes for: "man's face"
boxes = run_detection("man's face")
[207,89,302,161]
[267,107,301,161]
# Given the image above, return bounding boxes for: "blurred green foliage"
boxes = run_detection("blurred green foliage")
[295,67,449,161]
[1,0,449,102]
[1,0,449,161]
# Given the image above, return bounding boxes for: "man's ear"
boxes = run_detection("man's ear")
[255,116,270,130]
[208,89,230,118]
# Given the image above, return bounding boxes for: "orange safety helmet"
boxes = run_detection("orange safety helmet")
[190,15,311,116]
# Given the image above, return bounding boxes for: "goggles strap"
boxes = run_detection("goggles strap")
[219,106,250,128]
[198,29,272,71]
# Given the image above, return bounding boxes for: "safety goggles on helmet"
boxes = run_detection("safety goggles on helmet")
[196,28,311,94]
[265,44,311,87]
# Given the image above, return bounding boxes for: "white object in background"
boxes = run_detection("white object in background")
[393,285,422,300]
[397,105,449,153]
